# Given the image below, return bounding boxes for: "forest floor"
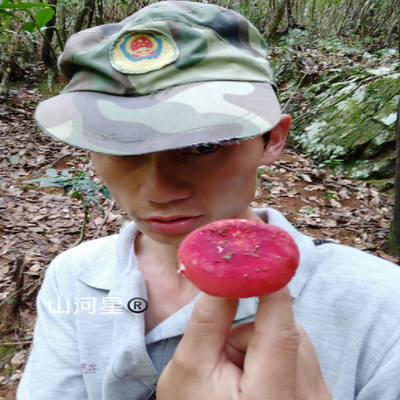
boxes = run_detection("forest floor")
[0,85,398,399]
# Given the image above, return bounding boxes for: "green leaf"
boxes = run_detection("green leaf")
[100,186,111,198]
[0,2,51,10]
[61,169,72,177]
[70,190,82,199]
[0,9,14,16]
[39,181,64,188]
[64,184,73,194]
[46,168,59,177]
[22,22,36,32]
[28,177,49,184]
[39,25,58,32]
[34,7,54,28]
[9,155,19,165]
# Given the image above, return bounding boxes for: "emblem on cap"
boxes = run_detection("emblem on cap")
[111,30,178,74]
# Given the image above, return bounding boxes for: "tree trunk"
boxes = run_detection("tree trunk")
[96,0,104,25]
[384,34,400,261]
[337,0,354,36]
[287,0,296,28]
[309,0,316,26]
[354,0,372,35]
[392,34,400,253]
[393,96,400,252]
[388,14,400,42]
[366,0,400,40]
[316,0,334,35]
[73,0,95,34]
[41,0,58,86]
[265,0,289,40]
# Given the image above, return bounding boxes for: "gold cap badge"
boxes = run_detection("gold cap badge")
[110,30,178,74]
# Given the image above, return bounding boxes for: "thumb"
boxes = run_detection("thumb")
[174,294,239,368]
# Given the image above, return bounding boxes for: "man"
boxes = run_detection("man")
[18,2,400,399]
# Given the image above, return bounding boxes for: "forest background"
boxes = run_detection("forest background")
[0,0,399,398]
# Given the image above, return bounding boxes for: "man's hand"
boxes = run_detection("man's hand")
[156,288,331,399]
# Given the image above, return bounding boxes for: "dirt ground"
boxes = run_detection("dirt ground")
[0,86,398,398]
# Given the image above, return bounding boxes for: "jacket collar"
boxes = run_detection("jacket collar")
[78,221,139,291]
[255,208,318,298]
[78,208,317,322]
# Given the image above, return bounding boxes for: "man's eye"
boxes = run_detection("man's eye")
[184,144,221,155]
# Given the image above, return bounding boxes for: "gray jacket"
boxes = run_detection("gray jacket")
[18,208,400,400]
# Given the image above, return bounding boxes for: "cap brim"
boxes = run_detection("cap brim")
[35,81,281,155]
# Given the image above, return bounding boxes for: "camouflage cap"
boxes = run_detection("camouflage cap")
[35,0,281,155]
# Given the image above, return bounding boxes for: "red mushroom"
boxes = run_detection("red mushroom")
[178,219,299,298]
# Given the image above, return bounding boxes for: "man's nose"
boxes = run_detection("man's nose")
[140,152,191,204]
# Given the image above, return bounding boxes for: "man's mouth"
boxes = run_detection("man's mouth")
[142,215,202,235]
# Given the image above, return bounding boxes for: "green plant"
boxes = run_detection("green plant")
[318,157,344,168]
[0,0,55,31]
[0,344,18,375]
[30,167,110,209]
[324,190,340,202]
[0,0,61,91]
[29,168,111,245]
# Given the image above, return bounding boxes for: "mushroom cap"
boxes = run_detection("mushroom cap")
[178,219,300,298]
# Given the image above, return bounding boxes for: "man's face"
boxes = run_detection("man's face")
[91,119,289,246]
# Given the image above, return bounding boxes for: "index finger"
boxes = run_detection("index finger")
[240,288,299,398]
[173,295,239,370]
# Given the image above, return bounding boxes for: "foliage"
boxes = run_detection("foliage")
[0,0,56,92]
[0,345,18,375]
[28,168,111,213]
[22,7,55,33]
[1,0,399,90]
[1,0,399,253]
[0,0,55,31]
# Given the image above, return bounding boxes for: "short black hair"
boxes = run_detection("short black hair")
[263,131,271,148]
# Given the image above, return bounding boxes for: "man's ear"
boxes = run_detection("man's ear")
[260,114,291,165]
